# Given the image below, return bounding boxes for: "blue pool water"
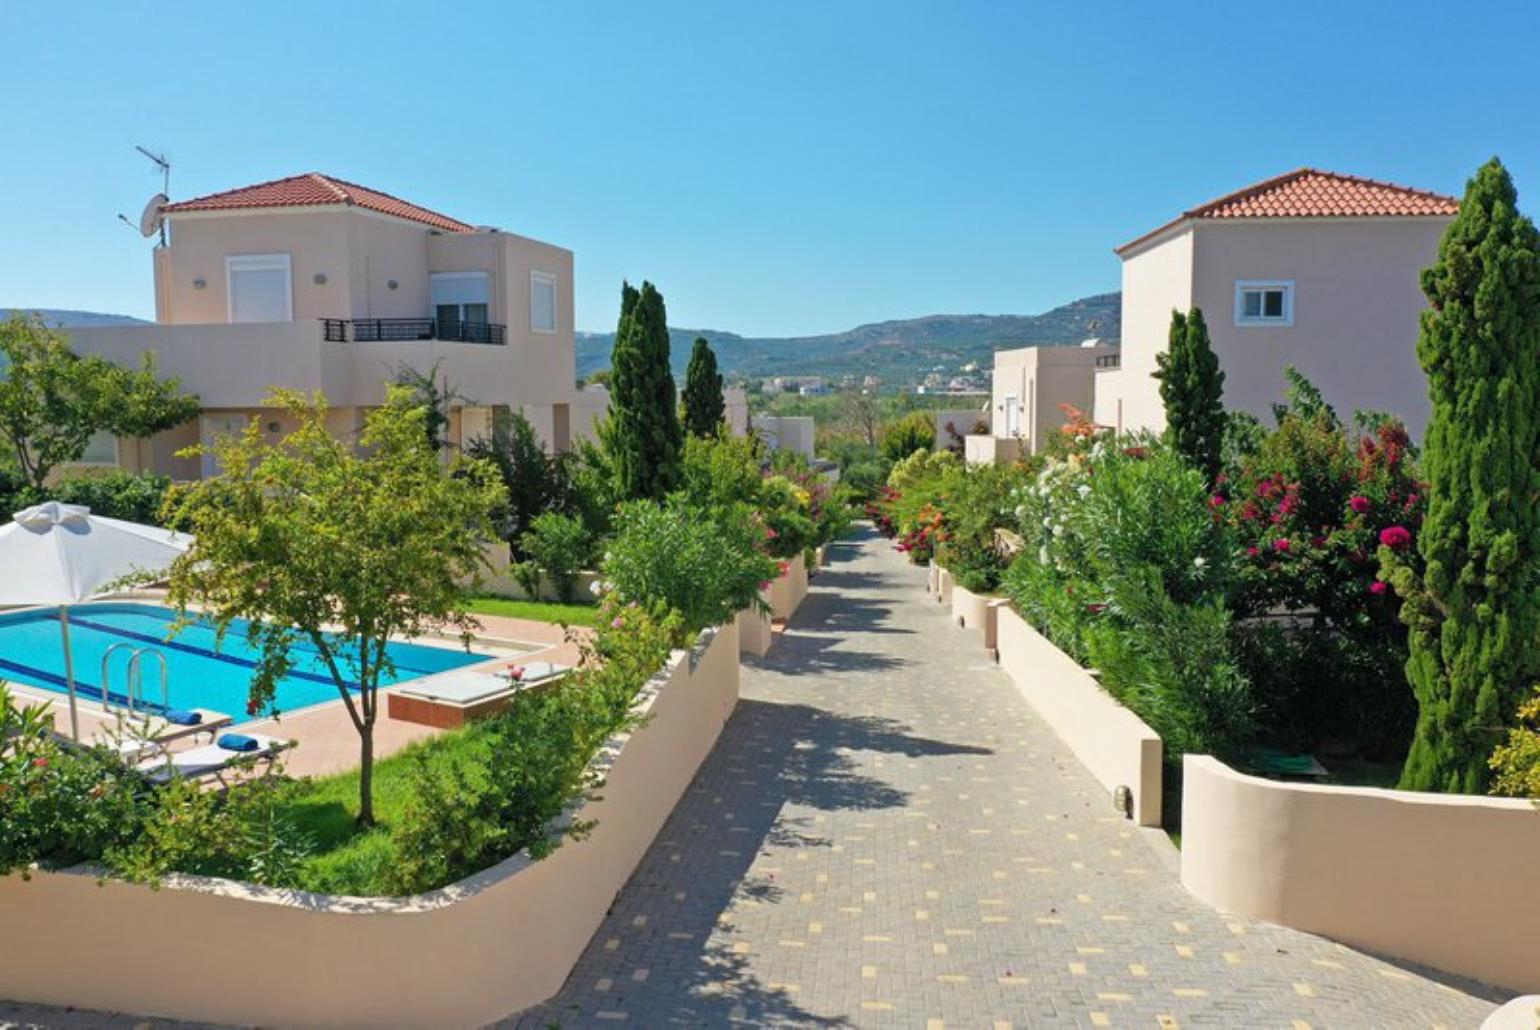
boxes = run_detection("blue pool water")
[0,603,489,724]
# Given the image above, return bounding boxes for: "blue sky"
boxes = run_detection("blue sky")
[2,1,1537,337]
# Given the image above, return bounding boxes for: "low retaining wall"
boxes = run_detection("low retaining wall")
[473,543,601,602]
[995,606,1163,827]
[1181,754,1540,993]
[950,583,992,632]
[738,595,773,657]
[0,621,742,1029]
[768,552,808,621]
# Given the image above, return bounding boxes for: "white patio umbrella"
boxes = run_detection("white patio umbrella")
[0,502,191,740]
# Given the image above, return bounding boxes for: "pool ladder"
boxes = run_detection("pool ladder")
[100,643,171,717]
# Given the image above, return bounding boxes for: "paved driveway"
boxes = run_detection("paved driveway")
[509,527,1504,1029]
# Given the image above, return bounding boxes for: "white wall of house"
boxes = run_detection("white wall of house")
[989,345,1115,455]
[1098,227,1195,437]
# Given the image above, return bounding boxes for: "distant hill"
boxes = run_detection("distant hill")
[576,291,1120,384]
[1,308,147,328]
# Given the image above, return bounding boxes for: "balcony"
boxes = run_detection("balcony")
[1094,352,1121,370]
[321,318,506,345]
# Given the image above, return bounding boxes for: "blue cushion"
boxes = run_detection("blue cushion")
[164,709,202,726]
[217,733,259,753]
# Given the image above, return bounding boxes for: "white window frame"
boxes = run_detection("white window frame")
[1234,279,1294,327]
[225,253,293,323]
[530,270,557,335]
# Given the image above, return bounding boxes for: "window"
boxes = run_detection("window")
[78,430,118,465]
[1004,395,1020,437]
[1235,280,1293,326]
[531,271,557,333]
[226,254,293,323]
[430,272,492,331]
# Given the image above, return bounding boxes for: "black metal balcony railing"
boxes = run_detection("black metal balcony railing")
[1094,352,1121,370]
[321,318,506,345]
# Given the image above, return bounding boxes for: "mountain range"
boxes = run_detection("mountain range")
[2,309,147,327]
[7,292,1122,388]
[576,292,1120,383]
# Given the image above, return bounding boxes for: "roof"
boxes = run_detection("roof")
[1116,168,1459,256]
[162,173,474,232]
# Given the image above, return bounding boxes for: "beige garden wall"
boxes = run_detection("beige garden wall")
[995,606,1163,826]
[1181,754,1540,993]
[0,621,741,1029]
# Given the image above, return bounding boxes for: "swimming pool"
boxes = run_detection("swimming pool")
[0,602,490,723]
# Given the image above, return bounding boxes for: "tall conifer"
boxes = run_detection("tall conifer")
[682,336,726,437]
[1153,307,1226,482]
[604,281,683,500]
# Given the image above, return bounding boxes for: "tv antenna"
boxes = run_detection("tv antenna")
[116,145,171,246]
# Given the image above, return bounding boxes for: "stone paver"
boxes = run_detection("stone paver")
[1,528,1512,1029]
[509,527,1506,1028]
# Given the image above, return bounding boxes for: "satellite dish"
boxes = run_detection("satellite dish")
[138,193,168,238]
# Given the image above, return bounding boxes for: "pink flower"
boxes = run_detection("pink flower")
[1087,602,1107,614]
[758,580,772,591]
[1245,546,1260,558]
[1379,525,1412,549]
[1310,535,1327,548]
[610,617,624,629]
[1209,494,1226,509]
[1273,538,1291,552]
[778,561,790,576]
[31,757,48,769]
[1349,495,1372,514]
[764,526,779,540]
[1369,581,1389,596]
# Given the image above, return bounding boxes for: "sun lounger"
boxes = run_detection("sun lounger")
[111,709,233,762]
[137,732,291,786]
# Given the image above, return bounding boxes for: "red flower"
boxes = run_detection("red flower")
[1209,494,1226,509]
[31,757,48,769]
[1369,581,1389,596]
[246,698,260,716]
[1087,603,1107,614]
[1349,495,1372,514]
[1310,535,1327,548]
[1273,538,1291,552]
[1379,525,1412,549]
[1245,546,1260,557]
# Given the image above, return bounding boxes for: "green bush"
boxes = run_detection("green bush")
[880,411,935,463]
[601,498,778,640]
[520,512,591,603]
[54,471,172,525]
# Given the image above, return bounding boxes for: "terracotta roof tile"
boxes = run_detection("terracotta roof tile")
[1117,168,1458,254]
[163,173,473,232]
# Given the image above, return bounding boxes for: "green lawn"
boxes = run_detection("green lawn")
[463,594,603,627]
[281,724,491,894]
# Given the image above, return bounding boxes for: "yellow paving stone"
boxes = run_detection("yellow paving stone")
[595,977,613,991]
[1291,1022,1311,1030]
[767,983,800,994]
[1312,958,1345,970]
[979,898,1005,906]
[998,975,1028,987]
[854,858,876,866]
[921,861,936,870]
[731,942,750,955]
[1173,988,1208,998]
[1380,969,1413,981]
[1102,914,1130,922]
[1090,1013,1111,1027]
[603,937,621,951]
[1072,860,1086,870]
[863,890,877,901]
[778,939,806,949]
[1036,916,1064,925]
[630,968,650,982]
[1227,922,1247,935]
[1077,894,1093,903]
[925,889,941,900]
[982,915,1010,923]
[808,921,823,935]
[862,965,878,979]
[937,974,970,984]
[1097,992,1133,1002]
[1171,921,1190,934]
[1076,946,1106,955]
[839,906,863,914]
[933,942,949,955]
[860,1001,894,1012]
[816,873,829,883]
[993,1022,1013,1030]
[631,915,647,927]
[863,934,892,942]
[1175,945,1194,958]
[1158,1017,1180,1029]
[945,928,975,937]
[1294,982,1316,998]
[1223,952,1242,965]
[916,909,931,921]
[1069,962,1087,975]
[1129,964,1148,977]
[927,1021,945,1030]
[800,892,815,903]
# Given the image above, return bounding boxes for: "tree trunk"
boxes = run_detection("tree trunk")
[357,722,375,827]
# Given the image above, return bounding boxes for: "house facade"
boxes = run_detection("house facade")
[1094,169,1458,439]
[968,342,1114,463]
[65,173,579,478]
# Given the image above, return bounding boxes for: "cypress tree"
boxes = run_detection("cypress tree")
[1395,158,1540,793]
[604,280,683,500]
[682,336,726,437]
[1153,306,1226,482]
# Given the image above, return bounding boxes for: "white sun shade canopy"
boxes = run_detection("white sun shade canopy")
[0,502,192,605]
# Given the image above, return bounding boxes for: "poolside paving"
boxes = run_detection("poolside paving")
[0,528,1512,1029]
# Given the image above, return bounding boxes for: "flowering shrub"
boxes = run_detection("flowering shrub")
[520,511,593,603]
[1003,436,1255,760]
[1215,410,1424,755]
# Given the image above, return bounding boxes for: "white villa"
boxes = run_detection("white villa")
[62,173,581,478]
